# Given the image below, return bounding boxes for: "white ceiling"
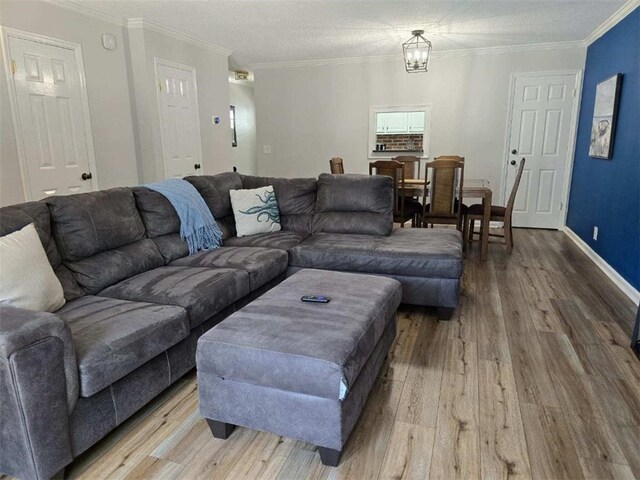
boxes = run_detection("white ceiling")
[71,0,626,68]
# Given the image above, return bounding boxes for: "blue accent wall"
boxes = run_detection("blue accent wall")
[566,8,640,290]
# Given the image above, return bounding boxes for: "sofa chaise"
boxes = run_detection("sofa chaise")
[0,172,462,480]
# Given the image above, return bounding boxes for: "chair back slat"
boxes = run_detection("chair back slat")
[329,157,344,174]
[369,160,405,218]
[423,158,465,229]
[392,155,421,179]
[505,158,526,216]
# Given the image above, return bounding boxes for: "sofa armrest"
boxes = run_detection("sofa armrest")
[0,305,78,480]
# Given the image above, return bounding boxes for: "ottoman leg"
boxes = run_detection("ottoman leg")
[437,307,455,320]
[318,447,342,467]
[207,419,235,439]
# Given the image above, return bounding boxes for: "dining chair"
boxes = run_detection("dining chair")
[466,157,526,253]
[329,157,345,174]
[435,157,467,210]
[369,160,422,227]
[392,155,421,179]
[434,155,465,164]
[422,158,465,231]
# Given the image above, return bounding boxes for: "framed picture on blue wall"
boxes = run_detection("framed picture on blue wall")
[589,74,622,159]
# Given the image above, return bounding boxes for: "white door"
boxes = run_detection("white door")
[155,59,203,178]
[5,32,97,200]
[505,73,577,228]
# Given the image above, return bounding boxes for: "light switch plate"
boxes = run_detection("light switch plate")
[102,33,117,51]
[263,145,271,154]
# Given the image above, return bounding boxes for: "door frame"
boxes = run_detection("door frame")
[500,69,583,228]
[153,57,204,178]
[1,27,99,200]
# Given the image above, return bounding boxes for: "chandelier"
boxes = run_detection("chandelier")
[402,30,432,73]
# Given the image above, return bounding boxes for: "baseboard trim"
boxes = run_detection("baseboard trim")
[562,227,640,305]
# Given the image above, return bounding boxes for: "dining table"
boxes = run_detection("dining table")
[403,178,493,261]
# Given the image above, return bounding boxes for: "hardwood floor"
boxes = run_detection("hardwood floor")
[56,229,639,479]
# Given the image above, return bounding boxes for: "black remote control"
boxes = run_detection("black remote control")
[301,295,331,304]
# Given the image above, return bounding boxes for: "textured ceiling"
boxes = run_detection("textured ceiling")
[77,0,625,68]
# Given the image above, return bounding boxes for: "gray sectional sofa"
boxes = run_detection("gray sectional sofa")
[0,172,462,480]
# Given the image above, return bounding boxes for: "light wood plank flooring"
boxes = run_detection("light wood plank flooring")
[48,229,640,479]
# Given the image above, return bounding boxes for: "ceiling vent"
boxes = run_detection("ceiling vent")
[234,70,249,81]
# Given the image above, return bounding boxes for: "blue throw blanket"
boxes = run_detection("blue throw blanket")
[145,178,222,254]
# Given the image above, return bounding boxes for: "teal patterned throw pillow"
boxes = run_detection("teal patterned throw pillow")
[229,185,282,237]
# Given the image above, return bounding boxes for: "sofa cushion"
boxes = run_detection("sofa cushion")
[133,187,180,238]
[47,189,165,294]
[197,269,402,400]
[0,201,83,300]
[230,186,282,237]
[170,247,288,290]
[63,239,166,295]
[0,201,61,266]
[152,233,189,263]
[0,223,65,312]
[56,296,189,397]
[132,187,188,263]
[289,229,463,279]
[241,175,317,233]
[185,172,242,240]
[224,231,309,251]
[47,188,146,261]
[98,266,250,329]
[313,174,393,236]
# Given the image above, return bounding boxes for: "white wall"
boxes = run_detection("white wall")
[0,0,139,205]
[0,0,233,205]
[229,81,257,175]
[255,46,586,203]
[127,27,233,183]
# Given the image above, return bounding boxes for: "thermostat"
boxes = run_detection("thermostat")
[101,33,117,51]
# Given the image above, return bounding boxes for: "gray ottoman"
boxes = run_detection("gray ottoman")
[196,269,402,466]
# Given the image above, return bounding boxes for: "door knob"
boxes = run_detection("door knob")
[194,163,201,170]
[511,149,517,154]
[81,172,92,180]
[510,160,516,166]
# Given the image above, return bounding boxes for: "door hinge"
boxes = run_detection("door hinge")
[572,88,576,98]
[158,80,162,92]
[11,60,16,75]
[560,202,563,211]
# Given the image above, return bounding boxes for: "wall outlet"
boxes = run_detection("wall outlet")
[593,226,598,241]
[263,145,271,154]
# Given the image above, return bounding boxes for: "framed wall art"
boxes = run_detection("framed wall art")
[589,73,622,159]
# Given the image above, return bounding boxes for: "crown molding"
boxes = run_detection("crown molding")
[126,18,232,56]
[40,0,126,26]
[38,1,231,56]
[250,41,585,70]
[40,0,637,70]
[250,53,399,70]
[584,0,639,45]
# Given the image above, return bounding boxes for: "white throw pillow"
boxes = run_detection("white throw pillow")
[0,223,65,312]
[230,185,282,237]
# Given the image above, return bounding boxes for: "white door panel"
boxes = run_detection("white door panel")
[156,60,203,178]
[505,74,576,228]
[7,34,96,199]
